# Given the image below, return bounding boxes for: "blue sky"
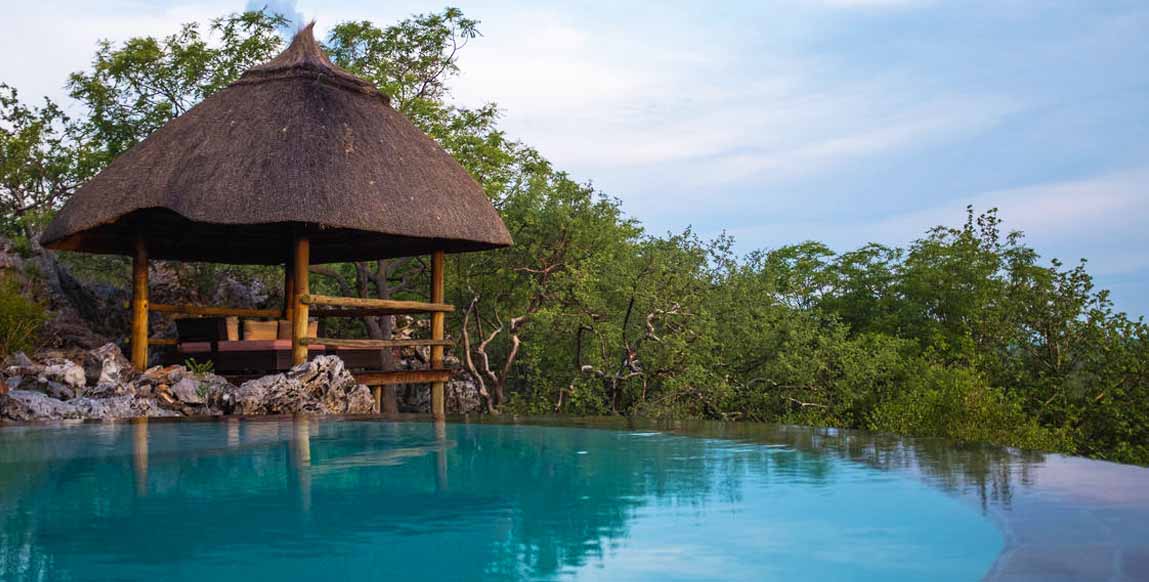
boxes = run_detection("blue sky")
[5,0,1149,316]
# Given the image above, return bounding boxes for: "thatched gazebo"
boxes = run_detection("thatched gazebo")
[39,24,512,419]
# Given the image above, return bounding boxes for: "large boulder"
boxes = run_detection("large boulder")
[83,343,135,387]
[446,376,484,414]
[0,391,83,421]
[233,356,373,415]
[0,390,181,422]
[2,355,84,400]
[40,358,86,390]
[70,396,178,419]
[170,377,205,405]
[2,353,40,394]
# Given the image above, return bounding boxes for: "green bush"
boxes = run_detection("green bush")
[866,365,1074,453]
[0,277,46,357]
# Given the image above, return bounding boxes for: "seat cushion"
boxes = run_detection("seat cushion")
[243,320,278,340]
[277,319,318,340]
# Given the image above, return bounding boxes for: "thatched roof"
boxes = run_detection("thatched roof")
[40,24,512,265]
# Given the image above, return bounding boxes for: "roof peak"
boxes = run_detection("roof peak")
[257,22,330,70]
[237,21,385,101]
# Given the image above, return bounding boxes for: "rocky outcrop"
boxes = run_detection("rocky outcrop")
[233,356,374,416]
[0,345,376,422]
[0,390,181,421]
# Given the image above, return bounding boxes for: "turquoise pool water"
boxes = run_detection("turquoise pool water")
[0,418,1003,581]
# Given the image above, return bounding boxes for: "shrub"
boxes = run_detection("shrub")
[867,364,1074,453]
[184,357,215,376]
[0,277,46,357]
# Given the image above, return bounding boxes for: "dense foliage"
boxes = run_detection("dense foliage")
[1,9,1146,464]
[0,276,45,357]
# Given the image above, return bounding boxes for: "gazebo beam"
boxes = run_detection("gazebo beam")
[430,250,446,419]
[291,236,311,366]
[130,236,149,370]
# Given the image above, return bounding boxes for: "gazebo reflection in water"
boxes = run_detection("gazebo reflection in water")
[126,416,453,512]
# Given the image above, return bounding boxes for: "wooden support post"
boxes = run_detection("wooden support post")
[130,237,149,370]
[284,259,296,323]
[382,386,399,415]
[291,236,310,366]
[430,250,446,420]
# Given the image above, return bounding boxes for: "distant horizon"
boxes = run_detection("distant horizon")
[6,0,1147,317]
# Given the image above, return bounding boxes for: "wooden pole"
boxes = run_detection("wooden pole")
[283,259,296,324]
[430,250,446,420]
[130,237,149,370]
[291,236,310,366]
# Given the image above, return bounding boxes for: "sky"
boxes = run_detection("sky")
[4,0,1149,316]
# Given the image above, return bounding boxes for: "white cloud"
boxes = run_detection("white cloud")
[726,167,1149,278]
[4,1,238,105]
[244,0,305,35]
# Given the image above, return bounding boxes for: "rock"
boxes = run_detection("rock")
[447,377,483,414]
[4,352,35,368]
[234,373,310,415]
[345,385,375,414]
[76,396,181,419]
[84,382,137,399]
[233,356,374,416]
[1,355,370,422]
[154,384,176,408]
[84,343,135,387]
[131,398,181,418]
[393,372,479,414]
[198,374,237,411]
[171,378,205,405]
[70,396,129,419]
[4,360,43,385]
[139,365,187,386]
[0,389,182,422]
[43,381,75,401]
[40,359,86,390]
[0,391,83,421]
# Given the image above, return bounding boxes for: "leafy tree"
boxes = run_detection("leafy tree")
[0,86,89,238]
[3,8,1148,465]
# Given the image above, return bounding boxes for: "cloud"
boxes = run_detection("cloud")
[724,167,1149,278]
[244,0,304,34]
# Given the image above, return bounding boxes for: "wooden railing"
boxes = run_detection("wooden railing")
[133,244,452,418]
[150,303,283,318]
[300,294,453,314]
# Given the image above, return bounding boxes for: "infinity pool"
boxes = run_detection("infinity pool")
[0,418,1015,581]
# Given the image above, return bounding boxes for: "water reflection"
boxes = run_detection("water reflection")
[0,417,1145,581]
[132,418,148,497]
[434,419,448,493]
[290,416,312,513]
